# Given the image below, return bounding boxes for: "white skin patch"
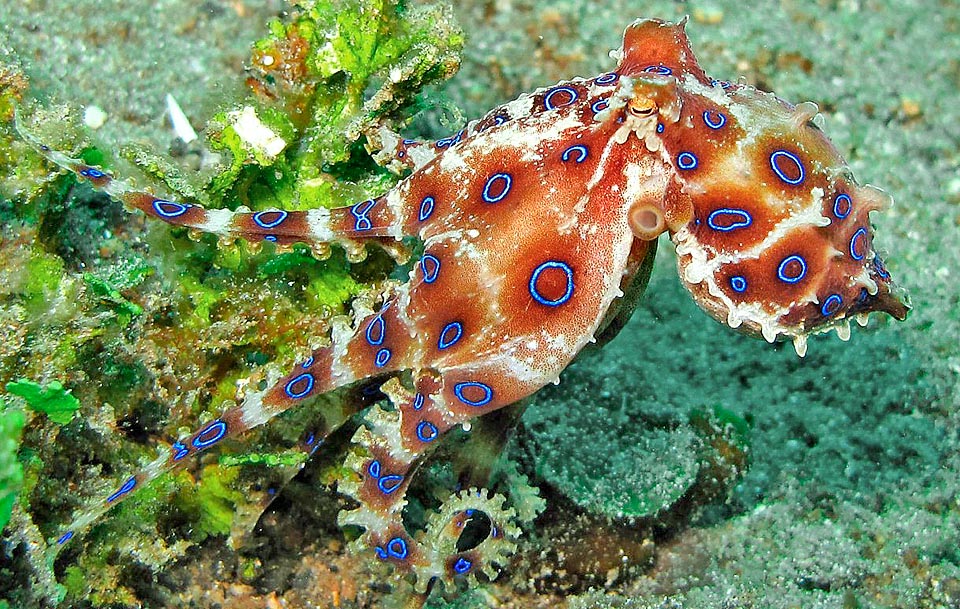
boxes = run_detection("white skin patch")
[196,208,234,235]
[306,208,334,242]
[407,144,438,169]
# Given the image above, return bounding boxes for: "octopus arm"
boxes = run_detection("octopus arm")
[592,237,658,350]
[17,119,414,262]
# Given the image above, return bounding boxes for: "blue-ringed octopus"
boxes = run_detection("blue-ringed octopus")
[21,17,908,592]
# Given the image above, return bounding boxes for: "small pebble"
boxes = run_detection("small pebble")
[693,7,724,24]
[900,98,921,118]
[83,104,107,129]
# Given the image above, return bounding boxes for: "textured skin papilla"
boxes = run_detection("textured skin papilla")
[22,16,908,592]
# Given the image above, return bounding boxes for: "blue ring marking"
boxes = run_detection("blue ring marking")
[79,167,107,179]
[656,122,664,133]
[873,255,891,279]
[769,150,805,185]
[378,474,404,494]
[438,321,463,349]
[375,546,388,560]
[192,419,228,449]
[375,348,392,368]
[481,173,512,203]
[284,372,315,399]
[302,356,314,369]
[821,294,843,316]
[857,287,869,303]
[365,315,386,346]
[171,441,190,461]
[252,210,288,229]
[677,152,698,170]
[350,199,376,231]
[368,459,381,479]
[833,193,852,219]
[591,98,609,114]
[397,150,405,158]
[420,253,441,283]
[152,199,190,218]
[305,432,316,446]
[595,72,618,85]
[850,227,867,260]
[707,208,753,232]
[107,476,137,503]
[418,196,435,222]
[264,235,278,243]
[643,65,672,75]
[561,145,588,164]
[57,531,74,545]
[387,537,409,559]
[703,110,727,129]
[777,254,808,284]
[492,115,507,126]
[416,420,439,442]
[730,276,748,293]
[435,129,464,148]
[413,392,424,410]
[453,557,473,574]
[544,86,578,110]
[454,381,494,407]
[529,260,575,307]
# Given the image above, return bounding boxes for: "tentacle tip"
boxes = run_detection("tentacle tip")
[858,184,894,213]
[791,100,820,129]
[791,334,808,357]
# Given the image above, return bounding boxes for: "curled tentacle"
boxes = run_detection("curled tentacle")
[336,379,521,592]
[415,487,520,591]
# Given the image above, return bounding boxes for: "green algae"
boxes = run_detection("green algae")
[177,464,245,541]
[81,257,152,319]
[19,249,67,316]
[0,404,25,534]
[219,451,308,468]
[5,380,80,426]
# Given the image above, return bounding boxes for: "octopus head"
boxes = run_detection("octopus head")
[663,86,909,355]
[614,18,909,355]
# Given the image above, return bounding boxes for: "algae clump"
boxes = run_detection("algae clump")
[0,404,25,534]
[6,379,80,425]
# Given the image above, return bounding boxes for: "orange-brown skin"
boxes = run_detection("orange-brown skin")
[30,17,907,591]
